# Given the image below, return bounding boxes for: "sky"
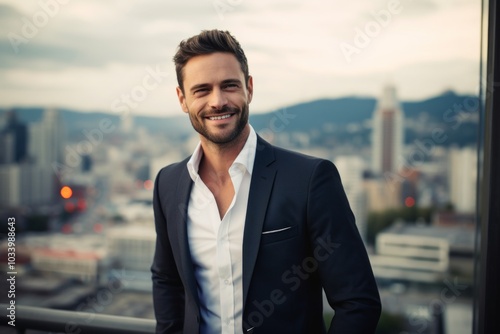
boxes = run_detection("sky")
[0,0,482,117]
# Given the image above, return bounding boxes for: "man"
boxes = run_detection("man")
[151,29,381,334]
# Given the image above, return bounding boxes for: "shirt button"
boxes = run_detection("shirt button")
[224,279,230,285]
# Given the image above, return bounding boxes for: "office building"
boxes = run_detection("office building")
[448,146,477,213]
[370,222,475,283]
[17,234,107,284]
[364,177,402,212]
[107,224,156,273]
[371,85,405,176]
[0,164,53,207]
[29,108,64,168]
[0,110,28,164]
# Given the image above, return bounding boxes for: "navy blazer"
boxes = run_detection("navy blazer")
[151,136,381,333]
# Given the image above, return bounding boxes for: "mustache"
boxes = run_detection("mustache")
[201,105,239,117]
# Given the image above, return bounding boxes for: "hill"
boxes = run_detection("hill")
[249,90,476,132]
[0,91,478,146]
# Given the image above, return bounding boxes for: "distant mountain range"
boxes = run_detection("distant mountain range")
[0,107,192,137]
[0,90,479,146]
[249,90,478,130]
[249,90,479,147]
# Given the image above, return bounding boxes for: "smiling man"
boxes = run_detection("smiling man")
[151,29,381,334]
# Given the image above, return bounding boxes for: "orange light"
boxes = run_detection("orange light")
[405,196,415,207]
[60,186,73,199]
[144,179,154,190]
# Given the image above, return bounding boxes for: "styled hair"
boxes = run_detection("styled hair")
[173,29,249,92]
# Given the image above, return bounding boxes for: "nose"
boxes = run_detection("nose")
[208,87,228,111]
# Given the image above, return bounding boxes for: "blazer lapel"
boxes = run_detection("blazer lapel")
[242,137,277,306]
[173,165,200,306]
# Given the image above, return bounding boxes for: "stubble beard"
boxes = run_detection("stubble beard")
[189,104,249,145]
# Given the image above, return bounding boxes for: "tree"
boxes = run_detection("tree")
[367,207,434,245]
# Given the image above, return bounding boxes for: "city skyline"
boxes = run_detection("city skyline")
[0,0,481,116]
[0,92,478,333]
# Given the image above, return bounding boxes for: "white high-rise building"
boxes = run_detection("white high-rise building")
[29,109,65,204]
[448,146,477,213]
[107,225,156,272]
[0,165,21,207]
[29,108,64,167]
[18,234,107,284]
[371,85,405,176]
[0,164,53,207]
[370,223,450,283]
[0,109,64,208]
[335,156,368,242]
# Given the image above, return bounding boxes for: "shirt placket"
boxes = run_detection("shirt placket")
[216,166,244,334]
[217,210,234,333]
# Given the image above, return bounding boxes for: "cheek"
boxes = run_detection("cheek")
[231,95,248,107]
[186,98,206,113]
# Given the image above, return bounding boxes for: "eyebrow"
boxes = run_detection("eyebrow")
[189,79,243,93]
[189,83,210,93]
[221,79,242,86]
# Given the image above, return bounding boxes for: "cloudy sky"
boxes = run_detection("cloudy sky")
[0,0,482,117]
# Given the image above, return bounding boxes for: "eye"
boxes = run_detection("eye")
[193,88,209,95]
[223,83,239,90]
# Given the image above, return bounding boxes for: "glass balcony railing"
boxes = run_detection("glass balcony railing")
[0,303,155,334]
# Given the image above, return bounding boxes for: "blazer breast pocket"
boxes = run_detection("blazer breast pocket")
[260,225,298,244]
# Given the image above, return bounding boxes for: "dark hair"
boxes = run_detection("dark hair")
[173,29,249,92]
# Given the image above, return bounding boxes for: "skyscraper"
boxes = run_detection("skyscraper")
[371,85,405,176]
[29,108,64,167]
[0,108,65,209]
[0,110,28,164]
[448,146,477,213]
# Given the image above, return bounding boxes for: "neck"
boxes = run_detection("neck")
[199,125,250,174]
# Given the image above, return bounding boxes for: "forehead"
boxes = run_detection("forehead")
[182,52,244,87]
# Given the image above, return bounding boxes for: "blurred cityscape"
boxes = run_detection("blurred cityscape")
[0,85,478,333]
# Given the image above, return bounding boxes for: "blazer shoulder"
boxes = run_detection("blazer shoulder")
[256,135,336,173]
[272,144,333,170]
[155,156,191,185]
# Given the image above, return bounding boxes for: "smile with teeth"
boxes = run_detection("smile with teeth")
[208,114,233,120]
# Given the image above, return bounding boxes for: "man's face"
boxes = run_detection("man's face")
[176,52,253,145]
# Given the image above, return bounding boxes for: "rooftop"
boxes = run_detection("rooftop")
[381,222,475,253]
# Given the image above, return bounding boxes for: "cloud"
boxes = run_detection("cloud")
[0,0,482,116]
[0,3,20,18]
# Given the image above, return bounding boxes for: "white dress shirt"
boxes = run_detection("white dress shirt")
[186,126,257,334]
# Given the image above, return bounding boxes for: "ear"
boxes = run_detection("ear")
[176,86,188,113]
[246,75,254,104]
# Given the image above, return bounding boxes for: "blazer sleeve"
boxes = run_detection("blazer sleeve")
[151,168,185,334]
[306,159,381,333]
